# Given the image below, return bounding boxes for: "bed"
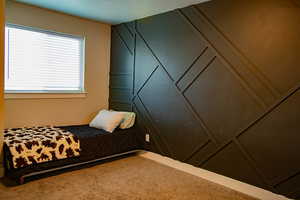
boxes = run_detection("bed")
[3,125,143,184]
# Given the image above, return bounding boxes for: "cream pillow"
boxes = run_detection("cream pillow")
[89,109,125,133]
[119,112,136,129]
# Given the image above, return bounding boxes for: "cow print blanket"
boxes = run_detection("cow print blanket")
[4,126,80,169]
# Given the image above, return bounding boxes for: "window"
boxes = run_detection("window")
[5,24,85,93]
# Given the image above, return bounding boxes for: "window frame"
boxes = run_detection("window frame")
[4,23,86,95]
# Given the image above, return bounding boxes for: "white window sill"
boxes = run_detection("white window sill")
[5,92,87,99]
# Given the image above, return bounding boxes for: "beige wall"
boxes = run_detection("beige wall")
[0,0,5,176]
[4,1,111,128]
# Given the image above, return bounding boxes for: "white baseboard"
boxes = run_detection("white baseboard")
[139,151,290,200]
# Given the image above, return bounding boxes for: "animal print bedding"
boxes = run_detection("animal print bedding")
[4,126,80,169]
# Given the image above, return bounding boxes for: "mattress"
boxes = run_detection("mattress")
[60,125,141,159]
[4,125,143,180]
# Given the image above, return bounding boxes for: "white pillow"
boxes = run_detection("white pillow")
[119,112,136,129]
[89,109,125,133]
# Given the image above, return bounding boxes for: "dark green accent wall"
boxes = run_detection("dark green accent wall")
[109,0,300,198]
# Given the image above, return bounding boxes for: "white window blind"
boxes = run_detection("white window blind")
[5,24,85,93]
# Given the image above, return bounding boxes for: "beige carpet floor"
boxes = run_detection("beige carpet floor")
[0,155,259,200]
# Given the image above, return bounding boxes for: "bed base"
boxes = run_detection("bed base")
[17,149,142,184]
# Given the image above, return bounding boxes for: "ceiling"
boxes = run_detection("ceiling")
[14,0,210,24]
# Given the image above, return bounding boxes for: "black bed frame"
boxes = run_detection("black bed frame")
[3,125,145,184]
[5,149,143,184]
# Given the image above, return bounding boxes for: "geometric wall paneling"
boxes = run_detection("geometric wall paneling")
[109,26,135,112]
[133,96,171,157]
[109,0,300,198]
[134,34,159,93]
[115,24,135,54]
[176,47,215,92]
[196,0,300,95]
[110,74,132,89]
[110,29,134,75]
[133,106,165,156]
[110,102,132,112]
[136,11,207,81]
[238,89,300,185]
[139,66,209,161]
[185,141,217,167]
[275,172,300,199]
[181,6,277,107]
[184,57,264,144]
[132,106,147,143]
[132,106,149,150]
[124,21,136,36]
[201,142,268,190]
[110,88,132,103]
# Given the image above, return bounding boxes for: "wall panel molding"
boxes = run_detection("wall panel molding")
[180,7,278,108]
[109,0,300,198]
[194,6,280,98]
